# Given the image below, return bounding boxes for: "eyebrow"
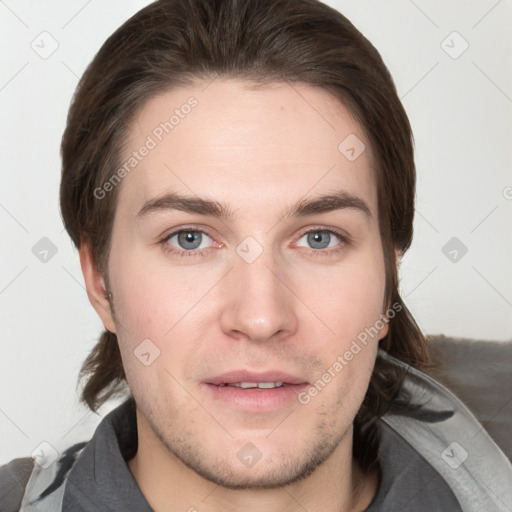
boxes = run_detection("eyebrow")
[136,190,372,221]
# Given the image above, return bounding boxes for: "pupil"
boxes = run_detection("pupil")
[179,231,201,250]
[308,231,329,249]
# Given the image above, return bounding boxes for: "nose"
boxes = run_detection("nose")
[219,245,298,344]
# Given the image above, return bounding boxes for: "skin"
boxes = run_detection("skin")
[80,78,390,512]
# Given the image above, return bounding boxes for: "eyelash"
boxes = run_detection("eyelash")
[159,224,351,259]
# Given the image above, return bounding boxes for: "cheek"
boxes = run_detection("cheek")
[116,280,164,338]
[109,256,213,381]
[110,264,188,398]
[110,251,185,337]
[302,258,386,341]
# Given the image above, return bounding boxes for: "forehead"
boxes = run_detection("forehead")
[117,79,377,220]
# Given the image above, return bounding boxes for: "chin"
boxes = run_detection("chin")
[186,456,322,490]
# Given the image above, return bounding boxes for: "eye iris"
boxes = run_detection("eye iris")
[178,231,202,250]
[308,231,330,249]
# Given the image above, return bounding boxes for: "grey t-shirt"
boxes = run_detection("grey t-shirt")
[56,398,462,511]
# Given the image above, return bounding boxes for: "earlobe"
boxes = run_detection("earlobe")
[379,318,389,340]
[79,243,117,333]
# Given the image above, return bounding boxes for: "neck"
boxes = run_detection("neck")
[128,410,380,512]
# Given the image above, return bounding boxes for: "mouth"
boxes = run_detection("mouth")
[218,381,286,389]
[203,371,309,411]
[206,370,307,386]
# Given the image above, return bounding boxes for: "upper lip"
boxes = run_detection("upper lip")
[206,370,308,386]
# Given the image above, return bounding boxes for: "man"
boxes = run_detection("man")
[1,0,511,510]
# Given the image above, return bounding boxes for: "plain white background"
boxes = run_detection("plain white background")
[1,0,511,465]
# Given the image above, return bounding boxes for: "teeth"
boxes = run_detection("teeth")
[227,382,285,389]
[256,382,284,389]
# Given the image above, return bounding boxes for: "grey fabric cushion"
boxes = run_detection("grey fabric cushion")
[424,334,512,461]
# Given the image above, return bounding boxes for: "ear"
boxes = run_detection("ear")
[79,242,117,333]
[379,247,403,341]
[379,316,390,340]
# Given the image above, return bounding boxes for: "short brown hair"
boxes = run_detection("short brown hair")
[60,0,430,472]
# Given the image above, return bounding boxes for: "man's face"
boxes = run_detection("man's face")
[99,79,388,488]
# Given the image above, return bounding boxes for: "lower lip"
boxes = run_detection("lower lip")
[203,383,309,412]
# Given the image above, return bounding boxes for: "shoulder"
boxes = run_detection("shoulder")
[0,457,34,512]
[367,420,463,512]
[0,441,88,512]
[379,347,512,511]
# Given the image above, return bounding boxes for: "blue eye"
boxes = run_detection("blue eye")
[162,229,214,256]
[174,231,204,250]
[303,231,335,249]
[298,230,341,250]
